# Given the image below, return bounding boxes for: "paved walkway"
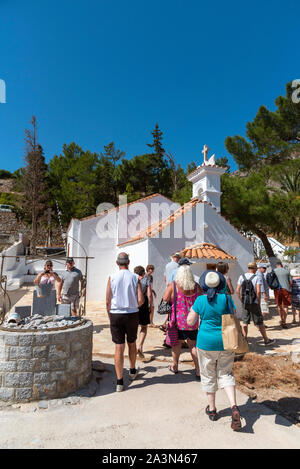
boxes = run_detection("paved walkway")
[0,355,299,449]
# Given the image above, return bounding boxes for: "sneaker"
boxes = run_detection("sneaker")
[116,384,124,392]
[281,323,288,329]
[264,338,276,346]
[129,368,139,381]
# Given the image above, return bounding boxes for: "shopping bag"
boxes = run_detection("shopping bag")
[222,313,249,354]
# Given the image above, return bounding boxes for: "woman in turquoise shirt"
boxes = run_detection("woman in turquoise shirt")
[187,270,242,431]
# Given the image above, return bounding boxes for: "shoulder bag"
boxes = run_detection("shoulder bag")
[157,299,172,315]
[165,281,179,347]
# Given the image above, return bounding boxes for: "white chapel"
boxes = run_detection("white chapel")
[67,146,254,310]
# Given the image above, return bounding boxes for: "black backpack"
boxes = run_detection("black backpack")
[266,270,280,290]
[241,274,257,306]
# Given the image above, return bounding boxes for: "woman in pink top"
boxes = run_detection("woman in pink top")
[34,261,61,289]
[163,260,202,379]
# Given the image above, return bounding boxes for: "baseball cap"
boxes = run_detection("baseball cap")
[178,257,192,266]
[257,263,268,268]
[248,262,257,269]
[172,252,181,259]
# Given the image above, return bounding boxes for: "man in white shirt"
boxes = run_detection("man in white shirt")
[257,263,270,319]
[106,252,144,392]
[236,262,275,347]
[164,252,181,286]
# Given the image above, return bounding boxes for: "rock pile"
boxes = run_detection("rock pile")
[2,314,84,331]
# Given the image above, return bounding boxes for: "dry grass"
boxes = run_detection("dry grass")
[233,353,300,393]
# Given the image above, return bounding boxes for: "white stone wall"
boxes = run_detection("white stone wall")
[117,239,149,274]
[1,240,24,273]
[203,204,253,272]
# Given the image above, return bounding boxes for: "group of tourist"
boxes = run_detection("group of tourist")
[33,252,299,432]
[105,251,300,432]
[105,252,244,431]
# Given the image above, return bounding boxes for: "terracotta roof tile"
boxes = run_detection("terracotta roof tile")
[80,193,165,221]
[179,242,236,261]
[117,196,252,247]
[67,193,173,232]
[117,197,201,247]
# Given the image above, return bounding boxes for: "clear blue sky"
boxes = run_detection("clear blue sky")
[0,0,299,173]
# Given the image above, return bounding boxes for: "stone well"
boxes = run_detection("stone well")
[0,320,93,402]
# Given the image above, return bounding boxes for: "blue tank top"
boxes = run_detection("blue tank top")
[192,294,234,351]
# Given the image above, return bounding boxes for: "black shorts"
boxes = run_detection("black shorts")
[138,297,150,326]
[109,312,139,344]
[177,329,198,341]
[242,303,264,326]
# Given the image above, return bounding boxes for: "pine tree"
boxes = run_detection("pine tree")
[22,116,49,253]
[147,123,165,158]
[146,123,170,193]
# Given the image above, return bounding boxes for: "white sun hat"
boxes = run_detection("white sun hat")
[205,271,220,288]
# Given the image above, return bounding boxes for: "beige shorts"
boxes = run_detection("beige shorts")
[197,349,235,393]
[61,294,79,311]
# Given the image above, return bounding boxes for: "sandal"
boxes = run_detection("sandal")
[169,365,178,374]
[205,405,218,421]
[137,349,145,359]
[231,405,242,431]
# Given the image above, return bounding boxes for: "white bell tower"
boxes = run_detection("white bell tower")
[187,144,227,212]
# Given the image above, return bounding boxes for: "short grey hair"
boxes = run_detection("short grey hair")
[117,252,129,265]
